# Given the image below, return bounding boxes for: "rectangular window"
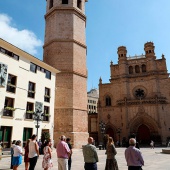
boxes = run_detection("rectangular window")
[3,97,15,117]
[26,102,34,119]
[28,82,35,98]
[6,74,17,93]
[30,63,37,73]
[49,0,53,9]
[13,54,19,60]
[44,87,50,103]
[0,47,19,60]
[45,70,51,79]
[37,66,41,71]
[7,51,13,57]
[41,68,45,73]
[43,106,50,121]
[0,47,6,54]
[62,0,68,4]
[77,0,82,9]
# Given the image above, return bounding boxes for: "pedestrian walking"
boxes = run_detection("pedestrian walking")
[105,137,119,170]
[42,140,53,170]
[125,138,144,170]
[150,140,154,149]
[10,140,16,169]
[28,135,39,170]
[12,140,23,170]
[66,138,72,170]
[24,139,30,170]
[83,137,99,170]
[56,135,71,170]
[38,139,42,154]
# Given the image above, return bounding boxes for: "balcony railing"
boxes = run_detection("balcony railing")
[43,116,49,121]
[44,95,50,102]
[6,83,16,93]
[25,112,33,119]
[3,109,13,117]
[28,91,35,98]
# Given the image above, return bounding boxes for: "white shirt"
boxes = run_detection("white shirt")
[13,145,22,157]
[28,140,38,158]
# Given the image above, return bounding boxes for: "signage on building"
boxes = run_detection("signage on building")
[0,62,8,87]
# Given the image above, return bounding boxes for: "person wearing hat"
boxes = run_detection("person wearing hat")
[56,135,71,170]
[66,138,72,170]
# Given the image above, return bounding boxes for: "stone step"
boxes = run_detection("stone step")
[162,148,170,154]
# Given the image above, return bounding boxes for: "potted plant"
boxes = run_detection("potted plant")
[5,107,16,111]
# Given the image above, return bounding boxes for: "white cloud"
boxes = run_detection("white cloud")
[0,14,42,55]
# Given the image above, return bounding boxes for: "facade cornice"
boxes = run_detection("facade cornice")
[43,38,87,49]
[58,70,87,78]
[45,7,86,22]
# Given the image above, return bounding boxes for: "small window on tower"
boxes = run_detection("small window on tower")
[49,0,53,9]
[77,0,82,9]
[62,0,68,4]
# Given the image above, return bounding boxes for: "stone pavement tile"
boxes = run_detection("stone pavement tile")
[0,147,169,170]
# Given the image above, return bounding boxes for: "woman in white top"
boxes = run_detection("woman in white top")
[28,134,39,170]
[12,140,23,170]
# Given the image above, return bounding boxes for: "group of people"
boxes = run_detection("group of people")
[56,135,144,170]
[10,134,53,170]
[82,137,144,170]
[9,134,144,170]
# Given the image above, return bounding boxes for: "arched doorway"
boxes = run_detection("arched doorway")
[106,128,114,139]
[137,124,150,145]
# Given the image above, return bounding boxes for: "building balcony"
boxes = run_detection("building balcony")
[3,109,13,117]
[25,112,33,119]
[6,83,16,93]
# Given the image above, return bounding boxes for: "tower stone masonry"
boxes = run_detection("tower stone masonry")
[43,0,89,148]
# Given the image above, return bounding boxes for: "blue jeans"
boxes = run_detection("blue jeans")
[84,162,97,170]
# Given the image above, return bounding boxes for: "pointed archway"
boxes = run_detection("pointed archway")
[137,124,150,144]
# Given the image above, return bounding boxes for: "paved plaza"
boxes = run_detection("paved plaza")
[0,147,169,170]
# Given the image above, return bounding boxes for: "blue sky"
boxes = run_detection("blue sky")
[0,0,170,91]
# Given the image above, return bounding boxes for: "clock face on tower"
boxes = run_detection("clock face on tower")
[135,88,145,98]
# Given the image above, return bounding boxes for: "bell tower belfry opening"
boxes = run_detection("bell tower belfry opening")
[43,0,89,148]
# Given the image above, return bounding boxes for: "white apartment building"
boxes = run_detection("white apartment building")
[0,38,59,148]
[87,88,99,144]
[87,88,99,114]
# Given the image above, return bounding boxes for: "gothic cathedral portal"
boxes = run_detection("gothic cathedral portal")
[43,0,89,148]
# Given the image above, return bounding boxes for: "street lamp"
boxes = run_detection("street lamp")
[99,121,106,134]
[99,121,106,149]
[117,128,121,147]
[33,111,45,138]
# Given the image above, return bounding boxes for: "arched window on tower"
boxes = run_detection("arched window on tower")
[77,0,82,9]
[135,65,140,73]
[129,66,133,74]
[49,0,53,9]
[106,96,111,106]
[62,0,68,4]
[142,64,146,72]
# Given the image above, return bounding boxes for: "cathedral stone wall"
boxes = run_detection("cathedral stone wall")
[98,42,170,145]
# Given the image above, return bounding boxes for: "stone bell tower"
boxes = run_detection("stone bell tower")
[43,0,88,148]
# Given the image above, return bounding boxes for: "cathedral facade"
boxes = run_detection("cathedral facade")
[98,42,170,145]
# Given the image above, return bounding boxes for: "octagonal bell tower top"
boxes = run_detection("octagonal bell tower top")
[46,0,88,14]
